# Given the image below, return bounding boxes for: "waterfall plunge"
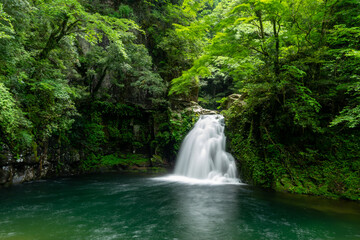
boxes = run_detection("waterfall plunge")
[172,115,240,184]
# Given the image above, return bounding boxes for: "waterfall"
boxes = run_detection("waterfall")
[172,115,240,184]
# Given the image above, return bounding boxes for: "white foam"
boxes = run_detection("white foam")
[173,115,241,183]
[153,175,245,186]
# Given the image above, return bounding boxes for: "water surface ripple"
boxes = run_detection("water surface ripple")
[0,174,359,240]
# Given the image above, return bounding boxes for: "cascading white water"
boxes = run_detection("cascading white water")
[173,115,239,183]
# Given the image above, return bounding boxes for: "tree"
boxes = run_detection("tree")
[169,0,360,199]
[0,3,14,39]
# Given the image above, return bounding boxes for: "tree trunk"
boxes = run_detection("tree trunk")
[272,19,280,77]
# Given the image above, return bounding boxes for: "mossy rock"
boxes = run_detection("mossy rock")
[151,155,166,166]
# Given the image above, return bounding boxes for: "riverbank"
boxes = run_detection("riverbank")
[0,150,169,187]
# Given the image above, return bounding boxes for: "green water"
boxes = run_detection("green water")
[0,174,359,240]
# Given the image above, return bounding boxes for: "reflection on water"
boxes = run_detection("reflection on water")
[172,184,240,239]
[0,173,359,240]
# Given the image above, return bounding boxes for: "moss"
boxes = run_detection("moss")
[100,153,148,167]
[151,155,166,166]
[152,108,199,160]
[80,153,150,171]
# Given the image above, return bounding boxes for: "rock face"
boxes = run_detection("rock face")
[0,100,217,186]
[185,101,218,115]
[221,94,247,110]
[0,145,82,186]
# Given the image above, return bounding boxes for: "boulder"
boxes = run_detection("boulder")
[222,94,247,110]
[12,171,25,184]
[185,101,218,115]
[0,166,11,184]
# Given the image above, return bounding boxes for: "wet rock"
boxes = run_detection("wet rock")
[73,151,80,162]
[12,171,25,184]
[0,145,13,166]
[0,166,11,184]
[0,143,87,186]
[24,167,35,182]
[185,101,218,115]
[151,154,168,167]
[41,165,50,177]
[171,97,218,115]
[170,99,193,110]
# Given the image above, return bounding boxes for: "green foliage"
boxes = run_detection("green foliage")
[152,110,198,159]
[113,4,135,19]
[330,105,360,128]
[193,0,360,200]
[100,154,148,167]
[1,0,360,200]
[224,105,360,200]
[81,153,149,170]
[127,44,168,106]
[0,3,14,39]
[169,111,199,152]
[0,82,32,149]
[198,67,234,109]
[0,0,168,158]
[169,56,211,96]
[327,24,360,129]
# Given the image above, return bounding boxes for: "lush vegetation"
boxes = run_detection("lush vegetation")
[0,0,196,171]
[1,0,359,199]
[168,0,360,200]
